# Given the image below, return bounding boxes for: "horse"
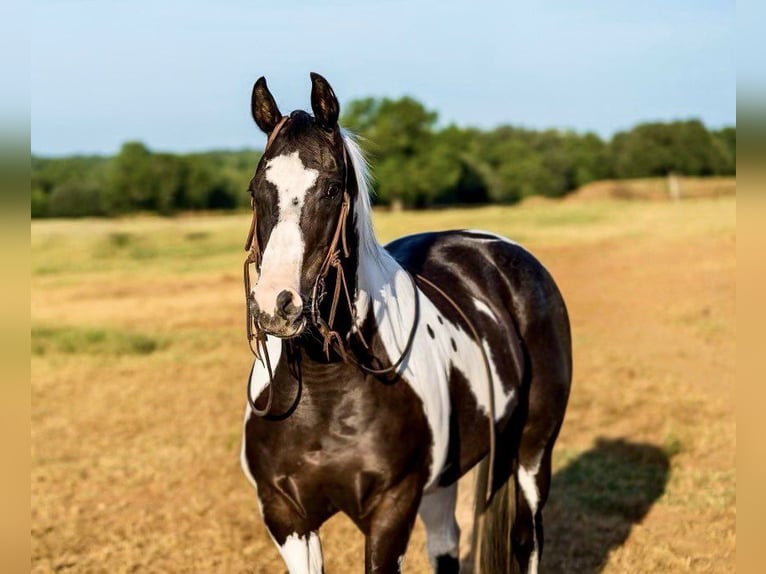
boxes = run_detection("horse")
[240,72,572,574]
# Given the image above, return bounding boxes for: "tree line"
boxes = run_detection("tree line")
[32,96,735,217]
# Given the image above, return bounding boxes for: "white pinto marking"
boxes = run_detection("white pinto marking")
[517,455,543,574]
[278,532,324,574]
[517,464,540,516]
[252,151,318,316]
[418,483,460,568]
[247,335,284,402]
[241,335,283,513]
[473,296,497,322]
[344,134,516,490]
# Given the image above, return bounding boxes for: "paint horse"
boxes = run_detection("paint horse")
[240,73,572,574]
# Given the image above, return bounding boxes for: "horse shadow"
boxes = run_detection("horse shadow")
[542,437,671,573]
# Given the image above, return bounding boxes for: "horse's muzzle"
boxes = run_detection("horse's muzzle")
[250,288,305,338]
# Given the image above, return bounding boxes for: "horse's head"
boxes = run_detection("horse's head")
[247,73,352,339]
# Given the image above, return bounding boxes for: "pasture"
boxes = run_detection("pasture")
[31,195,736,572]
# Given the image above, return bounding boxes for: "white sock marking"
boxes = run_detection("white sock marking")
[419,483,460,566]
[279,532,323,574]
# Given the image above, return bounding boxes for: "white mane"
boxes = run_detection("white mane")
[341,130,382,259]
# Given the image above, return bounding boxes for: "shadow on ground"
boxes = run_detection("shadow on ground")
[542,438,671,573]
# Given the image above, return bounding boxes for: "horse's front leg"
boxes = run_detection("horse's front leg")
[242,451,325,573]
[256,482,325,574]
[364,474,424,573]
[269,529,323,574]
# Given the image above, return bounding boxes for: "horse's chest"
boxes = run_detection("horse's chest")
[243,376,432,515]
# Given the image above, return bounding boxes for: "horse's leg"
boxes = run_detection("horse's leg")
[512,445,552,574]
[511,297,570,574]
[241,449,324,573]
[418,483,460,573]
[268,528,324,574]
[256,485,325,574]
[364,476,423,573]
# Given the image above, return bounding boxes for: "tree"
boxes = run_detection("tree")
[152,153,186,215]
[712,127,736,175]
[341,96,440,206]
[610,120,724,178]
[563,132,611,187]
[104,141,155,214]
[48,180,104,217]
[31,105,735,218]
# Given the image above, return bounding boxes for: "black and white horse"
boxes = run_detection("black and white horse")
[240,73,571,574]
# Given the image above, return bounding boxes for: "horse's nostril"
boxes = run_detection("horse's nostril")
[276,289,301,320]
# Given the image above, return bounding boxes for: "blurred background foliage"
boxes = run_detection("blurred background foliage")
[31,96,736,218]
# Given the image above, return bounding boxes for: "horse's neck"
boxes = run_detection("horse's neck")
[353,232,416,348]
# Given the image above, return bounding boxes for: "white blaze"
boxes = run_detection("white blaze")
[252,151,318,315]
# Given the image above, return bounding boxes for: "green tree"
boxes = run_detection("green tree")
[30,102,735,218]
[48,180,104,217]
[31,185,49,218]
[342,96,440,206]
[610,120,724,178]
[712,127,736,175]
[152,153,186,215]
[563,132,611,187]
[105,141,155,213]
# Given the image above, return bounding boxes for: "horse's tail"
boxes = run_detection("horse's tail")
[470,458,517,573]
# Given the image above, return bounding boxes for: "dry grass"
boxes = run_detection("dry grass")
[570,176,736,202]
[31,195,736,572]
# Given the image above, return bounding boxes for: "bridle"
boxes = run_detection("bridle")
[242,117,421,415]
[241,117,499,508]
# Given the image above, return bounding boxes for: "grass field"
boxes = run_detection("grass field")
[31,195,736,572]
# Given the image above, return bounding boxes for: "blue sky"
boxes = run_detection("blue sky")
[31,0,736,156]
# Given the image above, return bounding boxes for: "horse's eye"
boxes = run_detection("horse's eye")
[325,183,341,199]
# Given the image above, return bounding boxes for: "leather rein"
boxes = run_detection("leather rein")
[242,117,497,505]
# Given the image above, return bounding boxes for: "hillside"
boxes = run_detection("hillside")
[569,176,736,201]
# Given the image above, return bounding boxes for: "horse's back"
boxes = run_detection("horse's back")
[386,229,570,343]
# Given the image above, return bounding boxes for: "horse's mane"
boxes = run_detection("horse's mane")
[341,130,382,261]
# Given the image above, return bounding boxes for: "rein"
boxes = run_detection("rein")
[242,118,497,507]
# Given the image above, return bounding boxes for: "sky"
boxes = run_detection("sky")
[30,0,736,157]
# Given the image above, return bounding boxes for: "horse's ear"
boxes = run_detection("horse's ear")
[310,72,339,130]
[251,77,282,134]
